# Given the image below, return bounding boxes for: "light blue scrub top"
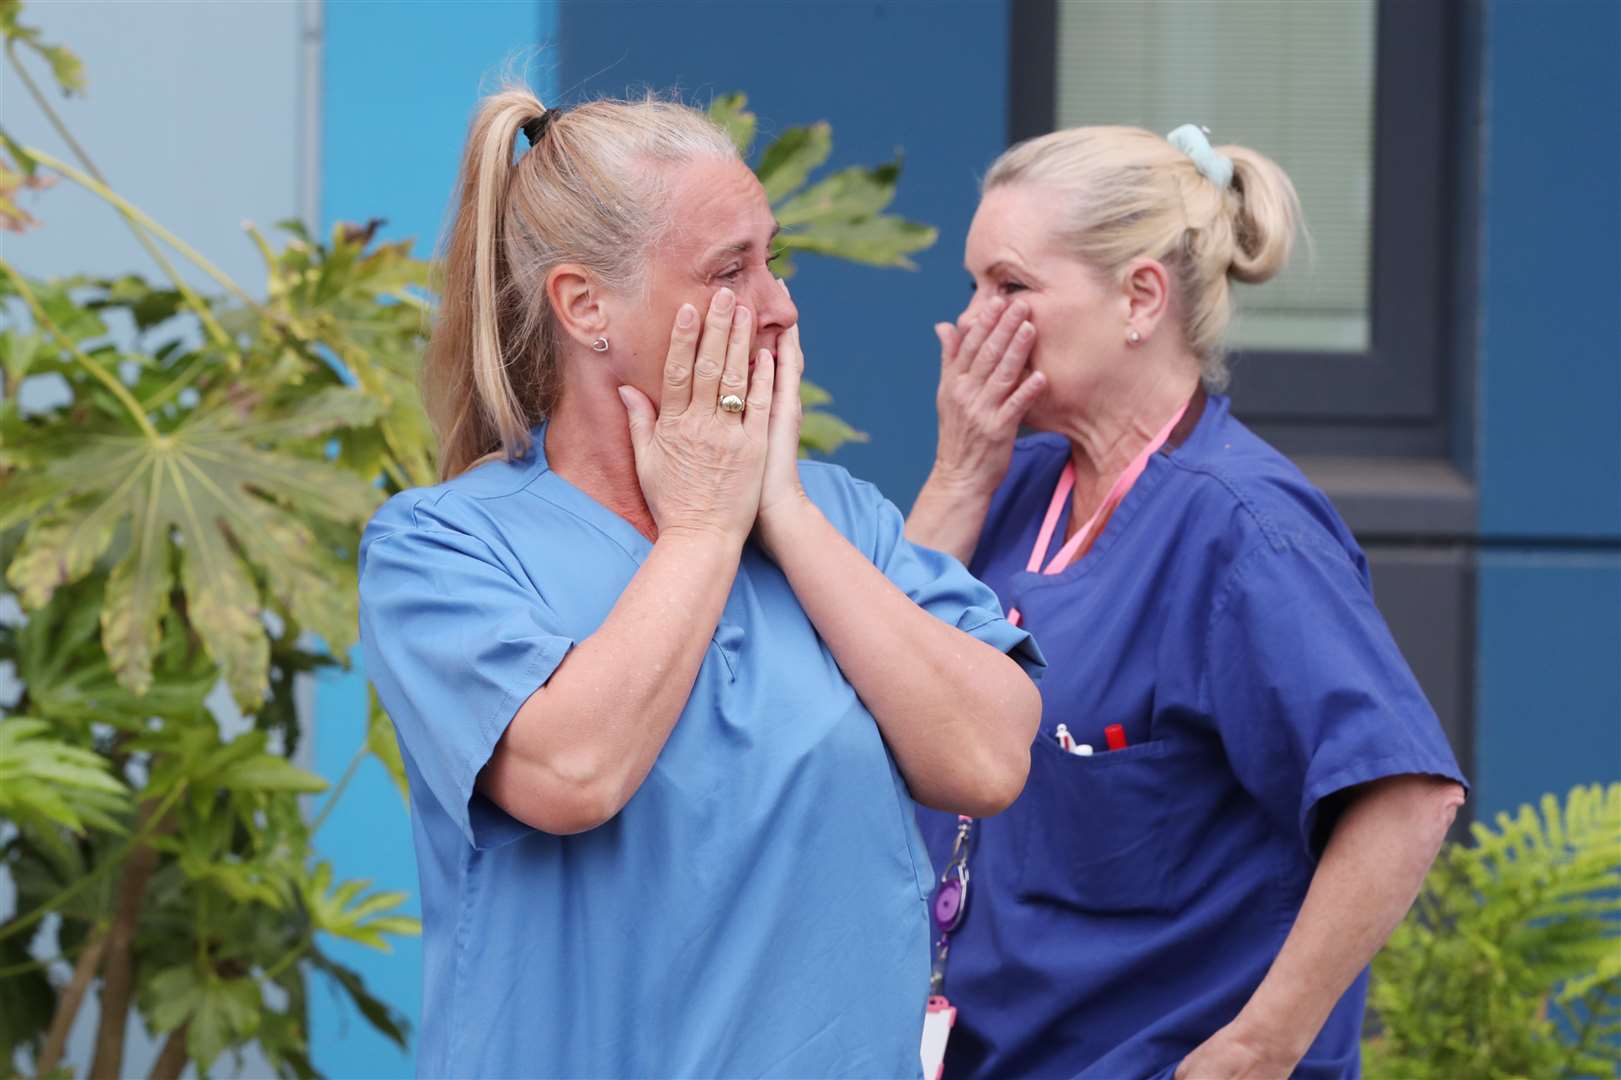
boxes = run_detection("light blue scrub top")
[358,422,1042,1079]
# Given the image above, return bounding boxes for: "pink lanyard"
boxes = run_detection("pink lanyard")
[1006,400,1190,628]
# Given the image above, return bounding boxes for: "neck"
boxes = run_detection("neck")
[1059,361,1201,528]
[544,378,658,540]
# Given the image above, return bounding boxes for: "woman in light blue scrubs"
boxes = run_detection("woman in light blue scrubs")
[357,90,1043,1078]
[907,126,1468,1079]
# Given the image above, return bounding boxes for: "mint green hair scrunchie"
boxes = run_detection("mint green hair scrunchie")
[1166,124,1234,190]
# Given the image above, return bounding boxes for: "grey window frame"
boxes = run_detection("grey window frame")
[1009,0,1477,463]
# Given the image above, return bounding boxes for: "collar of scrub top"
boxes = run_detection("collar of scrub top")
[1004,395,1192,629]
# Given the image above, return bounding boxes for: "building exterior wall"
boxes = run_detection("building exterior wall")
[3,1,1615,1072]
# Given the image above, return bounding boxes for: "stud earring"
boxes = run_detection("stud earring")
[1126,329,1142,345]
[591,336,609,353]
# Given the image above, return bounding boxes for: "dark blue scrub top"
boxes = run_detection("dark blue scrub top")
[917,395,1466,1080]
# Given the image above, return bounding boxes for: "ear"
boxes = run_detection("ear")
[1119,258,1172,341]
[546,263,609,349]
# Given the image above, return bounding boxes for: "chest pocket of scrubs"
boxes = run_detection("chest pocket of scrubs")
[1011,735,1190,914]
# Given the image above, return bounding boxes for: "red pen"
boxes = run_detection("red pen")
[1104,723,1128,751]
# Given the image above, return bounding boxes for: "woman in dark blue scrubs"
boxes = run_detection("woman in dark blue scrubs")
[907,125,1468,1079]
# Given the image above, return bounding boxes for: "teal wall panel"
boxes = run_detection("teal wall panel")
[315,1,558,1072]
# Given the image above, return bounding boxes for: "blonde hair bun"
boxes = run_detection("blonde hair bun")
[984,125,1303,390]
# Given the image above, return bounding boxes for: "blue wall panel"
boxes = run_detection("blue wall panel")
[316,1,558,1072]
[558,0,1010,508]
[1476,553,1621,820]
[1478,0,1621,540]
[1472,0,1621,832]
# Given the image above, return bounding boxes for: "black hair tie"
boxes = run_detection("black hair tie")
[522,107,563,148]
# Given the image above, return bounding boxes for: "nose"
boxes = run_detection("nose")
[961,288,1002,329]
[752,274,798,339]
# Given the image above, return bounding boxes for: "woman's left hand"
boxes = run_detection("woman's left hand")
[756,281,810,549]
[1173,1019,1302,1080]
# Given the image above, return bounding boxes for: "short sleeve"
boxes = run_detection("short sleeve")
[359,518,574,850]
[1203,538,1467,857]
[852,477,1046,680]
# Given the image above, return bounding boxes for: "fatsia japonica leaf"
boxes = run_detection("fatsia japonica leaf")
[707,91,757,158]
[303,860,420,950]
[367,687,409,808]
[0,0,87,95]
[774,160,901,227]
[755,122,833,203]
[2,385,384,706]
[247,221,437,488]
[0,716,129,835]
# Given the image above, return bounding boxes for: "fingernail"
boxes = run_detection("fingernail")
[714,288,735,312]
[758,347,773,363]
[1018,321,1034,339]
[616,386,633,406]
[677,303,697,328]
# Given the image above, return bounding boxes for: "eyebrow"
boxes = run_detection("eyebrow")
[970,258,1032,279]
[707,222,783,260]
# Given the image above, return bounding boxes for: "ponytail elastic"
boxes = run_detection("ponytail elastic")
[523,106,564,148]
[1166,124,1233,190]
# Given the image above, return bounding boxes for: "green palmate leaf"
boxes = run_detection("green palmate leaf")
[779,216,938,269]
[304,860,420,951]
[755,122,832,203]
[799,409,869,458]
[197,977,263,1067]
[1364,783,1621,1078]
[217,754,328,794]
[6,502,120,608]
[1,0,87,95]
[708,92,757,158]
[368,688,409,808]
[0,931,52,1067]
[310,949,411,1050]
[3,385,385,705]
[0,717,130,835]
[798,379,834,409]
[775,161,901,227]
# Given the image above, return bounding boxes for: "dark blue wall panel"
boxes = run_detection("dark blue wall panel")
[1478,0,1621,541]
[558,0,1011,507]
[1473,0,1621,825]
[1476,553,1621,819]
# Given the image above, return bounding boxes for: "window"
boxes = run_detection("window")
[1010,0,1470,453]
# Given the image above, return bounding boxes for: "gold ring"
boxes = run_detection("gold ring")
[719,394,745,414]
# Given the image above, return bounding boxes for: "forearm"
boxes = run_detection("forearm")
[1235,775,1466,1060]
[904,468,995,565]
[480,529,742,833]
[762,498,1040,816]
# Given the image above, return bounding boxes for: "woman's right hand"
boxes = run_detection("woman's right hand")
[930,296,1047,499]
[618,288,775,544]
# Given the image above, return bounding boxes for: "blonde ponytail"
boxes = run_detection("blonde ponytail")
[422,88,737,480]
